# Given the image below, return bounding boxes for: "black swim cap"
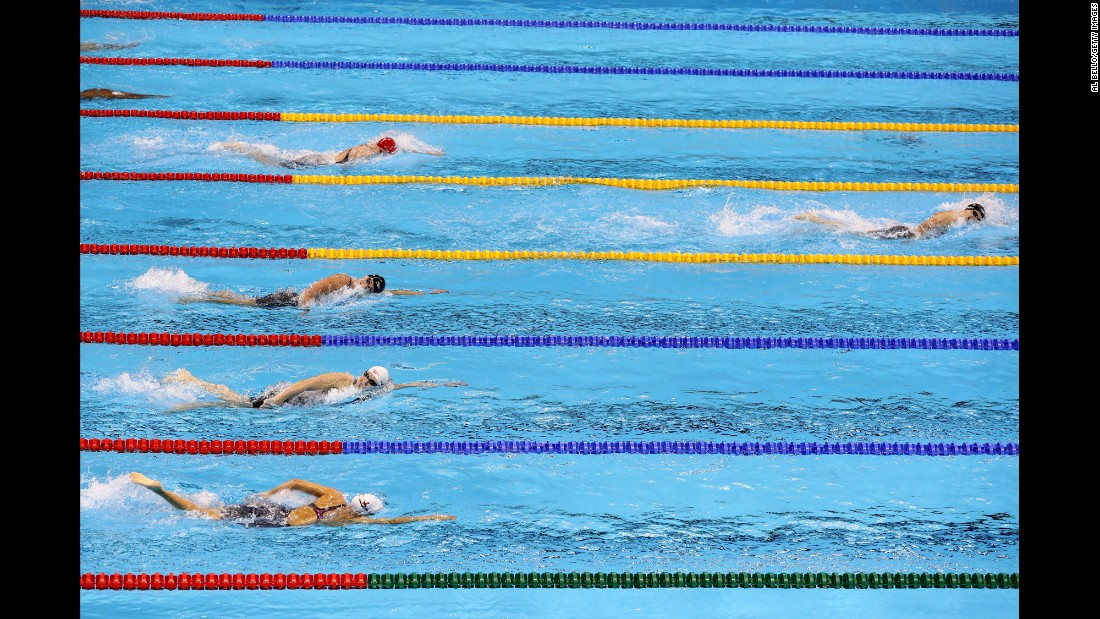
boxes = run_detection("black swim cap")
[965,203,985,220]
[369,274,386,293]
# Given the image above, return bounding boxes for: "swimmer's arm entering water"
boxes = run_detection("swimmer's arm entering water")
[392,381,467,390]
[388,289,449,296]
[168,400,255,412]
[792,213,846,228]
[350,514,457,524]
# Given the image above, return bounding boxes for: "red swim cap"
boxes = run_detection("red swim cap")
[377,137,397,154]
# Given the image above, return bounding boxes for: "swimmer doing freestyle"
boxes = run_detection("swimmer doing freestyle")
[794,203,986,239]
[161,366,466,411]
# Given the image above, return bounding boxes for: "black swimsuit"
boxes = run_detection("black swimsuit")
[866,225,916,240]
[217,500,293,528]
[254,290,300,308]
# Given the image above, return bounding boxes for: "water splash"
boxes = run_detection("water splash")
[130,266,209,297]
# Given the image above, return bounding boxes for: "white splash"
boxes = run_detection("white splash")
[130,267,209,296]
[711,203,787,236]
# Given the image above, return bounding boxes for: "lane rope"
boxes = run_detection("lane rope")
[78,571,1020,590]
[80,437,1020,456]
[79,11,1019,36]
[79,57,1019,81]
[79,244,1021,267]
[79,109,1020,133]
[78,172,1021,193]
[77,331,1020,350]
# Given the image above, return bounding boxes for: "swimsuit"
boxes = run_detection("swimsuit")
[217,500,293,528]
[866,225,916,240]
[282,153,336,169]
[247,381,356,408]
[254,290,300,308]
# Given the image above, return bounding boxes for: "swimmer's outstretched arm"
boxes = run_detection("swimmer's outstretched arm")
[351,514,457,524]
[80,88,167,100]
[388,289,449,296]
[168,400,255,412]
[391,381,467,390]
[81,42,139,52]
[257,479,342,503]
[792,212,846,228]
[403,145,445,156]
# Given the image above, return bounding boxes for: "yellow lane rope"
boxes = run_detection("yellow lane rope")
[305,248,1018,266]
[291,175,1019,193]
[281,113,1019,133]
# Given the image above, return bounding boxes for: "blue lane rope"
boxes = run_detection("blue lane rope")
[341,440,1019,455]
[266,61,1019,81]
[263,16,1019,37]
[320,335,1019,351]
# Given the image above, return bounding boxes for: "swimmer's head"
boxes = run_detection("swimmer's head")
[357,274,386,293]
[349,493,384,515]
[964,203,986,221]
[365,366,390,387]
[376,137,397,154]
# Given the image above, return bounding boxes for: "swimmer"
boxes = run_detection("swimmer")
[178,273,448,309]
[81,42,139,52]
[794,203,986,239]
[81,88,167,100]
[161,367,466,411]
[130,472,456,527]
[213,136,444,169]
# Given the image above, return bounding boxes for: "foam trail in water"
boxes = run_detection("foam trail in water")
[92,369,207,406]
[81,473,222,511]
[596,212,676,240]
[130,267,209,297]
[709,190,791,236]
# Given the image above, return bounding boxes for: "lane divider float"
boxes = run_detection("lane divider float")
[79,571,1020,590]
[77,331,1020,350]
[78,11,1019,36]
[79,57,1020,82]
[78,171,1020,193]
[79,437,1019,456]
[79,109,1020,133]
[79,244,1020,267]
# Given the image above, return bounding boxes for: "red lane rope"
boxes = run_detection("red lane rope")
[80,110,282,121]
[81,437,341,455]
[80,572,367,590]
[81,10,264,21]
[80,331,322,346]
[79,244,307,258]
[81,56,272,67]
[80,172,292,183]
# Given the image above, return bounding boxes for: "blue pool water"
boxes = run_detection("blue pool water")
[80,1,1020,617]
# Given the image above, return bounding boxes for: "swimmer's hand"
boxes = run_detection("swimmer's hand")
[443,381,467,387]
[429,289,449,294]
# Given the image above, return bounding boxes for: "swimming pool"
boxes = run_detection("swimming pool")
[79,1,1020,617]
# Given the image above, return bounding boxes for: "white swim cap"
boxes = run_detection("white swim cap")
[350,493,384,515]
[366,366,390,386]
